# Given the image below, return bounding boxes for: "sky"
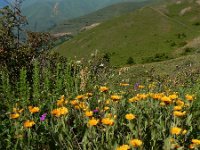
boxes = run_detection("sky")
[0,0,9,8]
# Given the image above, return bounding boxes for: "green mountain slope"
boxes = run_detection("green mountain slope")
[50,1,152,34]
[54,0,200,66]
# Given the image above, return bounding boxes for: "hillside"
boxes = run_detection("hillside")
[115,53,200,84]
[54,0,200,66]
[21,0,149,32]
[50,1,152,34]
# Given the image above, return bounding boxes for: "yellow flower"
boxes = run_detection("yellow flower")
[120,83,129,86]
[116,144,130,150]
[173,106,182,111]
[169,94,178,100]
[151,93,164,100]
[13,108,24,113]
[176,99,185,107]
[185,94,194,101]
[76,95,85,100]
[28,106,40,114]
[106,113,112,118]
[86,93,93,97]
[129,139,143,147]
[138,85,145,89]
[10,113,20,119]
[148,83,156,89]
[136,93,148,100]
[170,138,175,143]
[100,86,109,92]
[104,106,110,111]
[129,97,139,103]
[185,103,190,107]
[75,105,80,110]
[125,113,136,120]
[70,100,79,106]
[182,129,187,135]
[173,111,186,117]
[101,118,114,126]
[160,102,166,106]
[161,96,172,104]
[88,118,99,126]
[170,127,182,135]
[192,139,200,145]
[85,111,93,117]
[105,100,110,105]
[24,120,35,128]
[79,102,87,109]
[51,107,68,117]
[111,95,121,101]
[60,95,65,99]
[13,108,17,113]
[59,107,68,115]
[51,109,61,117]
[57,99,64,106]
[18,109,24,113]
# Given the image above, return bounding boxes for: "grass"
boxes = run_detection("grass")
[53,0,200,66]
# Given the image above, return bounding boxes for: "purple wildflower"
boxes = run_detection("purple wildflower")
[40,113,47,121]
[93,109,99,113]
[134,83,139,90]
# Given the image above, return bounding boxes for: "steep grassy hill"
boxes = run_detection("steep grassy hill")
[50,1,152,34]
[54,0,200,66]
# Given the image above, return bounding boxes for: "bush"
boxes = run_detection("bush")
[193,22,200,26]
[126,57,135,65]
[142,53,172,63]
[181,47,196,55]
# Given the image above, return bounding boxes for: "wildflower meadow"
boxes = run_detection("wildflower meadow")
[0,58,200,150]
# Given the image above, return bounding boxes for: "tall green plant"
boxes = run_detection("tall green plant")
[43,65,51,98]
[33,60,40,103]
[54,62,64,97]
[1,69,12,105]
[64,61,74,95]
[18,67,30,102]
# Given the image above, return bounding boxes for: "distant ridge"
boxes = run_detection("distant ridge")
[20,0,149,31]
[50,1,152,34]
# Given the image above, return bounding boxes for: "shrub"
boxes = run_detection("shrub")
[126,57,135,65]
[193,22,200,26]
[181,47,195,55]
[142,53,172,63]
